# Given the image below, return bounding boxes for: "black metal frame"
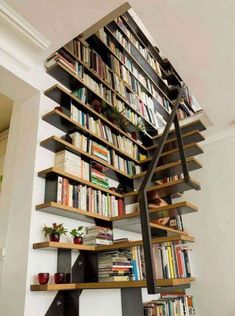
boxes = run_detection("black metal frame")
[138,84,190,294]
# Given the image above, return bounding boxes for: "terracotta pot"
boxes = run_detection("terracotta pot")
[38,273,50,285]
[54,272,66,284]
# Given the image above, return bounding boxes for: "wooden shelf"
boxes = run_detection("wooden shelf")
[122,178,201,198]
[153,119,206,141]
[147,130,205,151]
[90,33,170,121]
[140,142,204,164]
[42,109,141,164]
[36,201,112,223]
[41,136,132,180]
[133,157,202,181]
[33,241,96,251]
[38,167,123,198]
[30,278,195,291]
[36,200,197,229]
[47,62,157,136]
[32,233,194,252]
[45,84,147,151]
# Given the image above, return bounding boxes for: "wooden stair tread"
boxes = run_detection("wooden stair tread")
[36,201,197,228]
[133,157,202,180]
[30,278,195,291]
[147,130,205,150]
[38,167,123,198]
[140,142,203,164]
[32,234,194,252]
[149,222,187,235]
[152,119,206,141]
[122,178,201,198]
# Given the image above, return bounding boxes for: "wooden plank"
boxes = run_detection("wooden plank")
[122,178,201,198]
[38,167,123,198]
[147,130,205,150]
[133,157,202,180]
[140,142,203,164]
[150,222,188,235]
[30,278,195,291]
[152,119,206,140]
[33,241,96,251]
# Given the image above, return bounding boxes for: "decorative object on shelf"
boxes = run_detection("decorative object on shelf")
[70,226,85,244]
[38,273,50,285]
[54,106,63,113]
[42,223,67,242]
[91,99,102,113]
[54,272,66,284]
[102,103,128,131]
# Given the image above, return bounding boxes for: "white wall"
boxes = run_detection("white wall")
[0,135,8,176]
[183,135,235,316]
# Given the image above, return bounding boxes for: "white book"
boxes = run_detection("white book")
[57,176,63,203]
[69,184,73,207]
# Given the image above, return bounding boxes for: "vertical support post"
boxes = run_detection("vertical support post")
[121,288,144,316]
[174,115,190,182]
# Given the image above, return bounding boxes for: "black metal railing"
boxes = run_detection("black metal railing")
[138,84,190,294]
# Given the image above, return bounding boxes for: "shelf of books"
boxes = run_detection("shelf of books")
[32,6,206,316]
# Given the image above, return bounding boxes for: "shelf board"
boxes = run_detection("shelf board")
[147,130,205,151]
[45,83,146,151]
[41,136,132,180]
[38,167,123,198]
[32,234,194,252]
[42,109,141,164]
[122,178,201,198]
[36,200,197,229]
[33,241,96,251]
[133,157,202,181]
[30,278,195,291]
[153,119,206,141]
[140,142,204,164]
[112,201,198,229]
[36,201,111,223]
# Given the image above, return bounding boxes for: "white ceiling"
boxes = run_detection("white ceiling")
[0,93,13,133]
[3,0,235,138]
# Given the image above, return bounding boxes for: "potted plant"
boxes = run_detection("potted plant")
[42,223,67,242]
[102,103,128,131]
[70,226,85,244]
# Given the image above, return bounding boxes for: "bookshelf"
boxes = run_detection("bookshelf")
[32,5,206,316]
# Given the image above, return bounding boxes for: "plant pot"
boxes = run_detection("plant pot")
[38,273,50,285]
[91,99,102,113]
[131,131,138,140]
[49,233,60,242]
[73,236,83,244]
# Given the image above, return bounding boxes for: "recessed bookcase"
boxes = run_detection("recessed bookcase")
[32,3,206,316]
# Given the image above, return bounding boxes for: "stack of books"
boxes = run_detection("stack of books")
[91,142,111,163]
[83,226,113,245]
[55,150,89,180]
[90,161,109,188]
[144,294,195,316]
[98,249,133,282]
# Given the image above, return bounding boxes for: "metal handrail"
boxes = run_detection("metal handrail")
[138,84,188,294]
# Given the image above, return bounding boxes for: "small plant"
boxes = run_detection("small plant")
[42,223,67,242]
[70,226,86,244]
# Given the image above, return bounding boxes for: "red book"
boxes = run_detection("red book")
[175,245,183,278]
[118,199,124,216]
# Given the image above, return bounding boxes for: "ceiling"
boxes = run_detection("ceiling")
[0,93,13,134]
[2,0,235,138]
